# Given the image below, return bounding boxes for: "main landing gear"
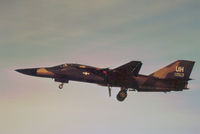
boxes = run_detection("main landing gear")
[107,84,128,101]
[58,83,64,89]
[116,88,128,102]
[107,85,128,102]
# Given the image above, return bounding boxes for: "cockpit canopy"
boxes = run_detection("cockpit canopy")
[51,63,108,71]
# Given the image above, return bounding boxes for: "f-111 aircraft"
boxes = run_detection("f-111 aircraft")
[16,60,195,101]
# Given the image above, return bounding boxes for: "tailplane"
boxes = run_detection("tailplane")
[150,60,195,80]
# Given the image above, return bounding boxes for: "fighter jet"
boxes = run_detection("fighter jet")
[16,60,195,101]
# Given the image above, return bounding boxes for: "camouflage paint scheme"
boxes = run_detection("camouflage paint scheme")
[16,60,195,101]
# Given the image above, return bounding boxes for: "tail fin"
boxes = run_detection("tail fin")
[150,60,195,80]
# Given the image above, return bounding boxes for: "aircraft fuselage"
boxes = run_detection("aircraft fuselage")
[16,60,195,101]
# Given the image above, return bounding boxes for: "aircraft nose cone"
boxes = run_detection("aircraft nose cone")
[15,68,37,76]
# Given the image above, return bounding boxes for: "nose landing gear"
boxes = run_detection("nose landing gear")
[59,83,64,89]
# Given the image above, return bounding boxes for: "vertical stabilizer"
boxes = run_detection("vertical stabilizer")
[150,60,195,80]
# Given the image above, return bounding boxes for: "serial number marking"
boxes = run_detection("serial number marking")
[174,72,184,77]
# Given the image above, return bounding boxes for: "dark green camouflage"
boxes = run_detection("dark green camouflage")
[15,60,195,101]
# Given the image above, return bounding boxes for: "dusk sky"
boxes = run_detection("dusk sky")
[0,0,200,134]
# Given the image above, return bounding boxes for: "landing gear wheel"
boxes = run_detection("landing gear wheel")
[59,83,64,89]
[116,90,127,102]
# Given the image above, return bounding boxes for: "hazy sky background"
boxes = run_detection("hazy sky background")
[0,0,200,134]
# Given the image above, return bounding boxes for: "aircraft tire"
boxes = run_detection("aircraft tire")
[59,83,63,89]
[116,90,127,102]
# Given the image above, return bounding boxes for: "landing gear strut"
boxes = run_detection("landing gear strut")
[116,88,128,102]
[108,84,111,97]
[59,83,64,89]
